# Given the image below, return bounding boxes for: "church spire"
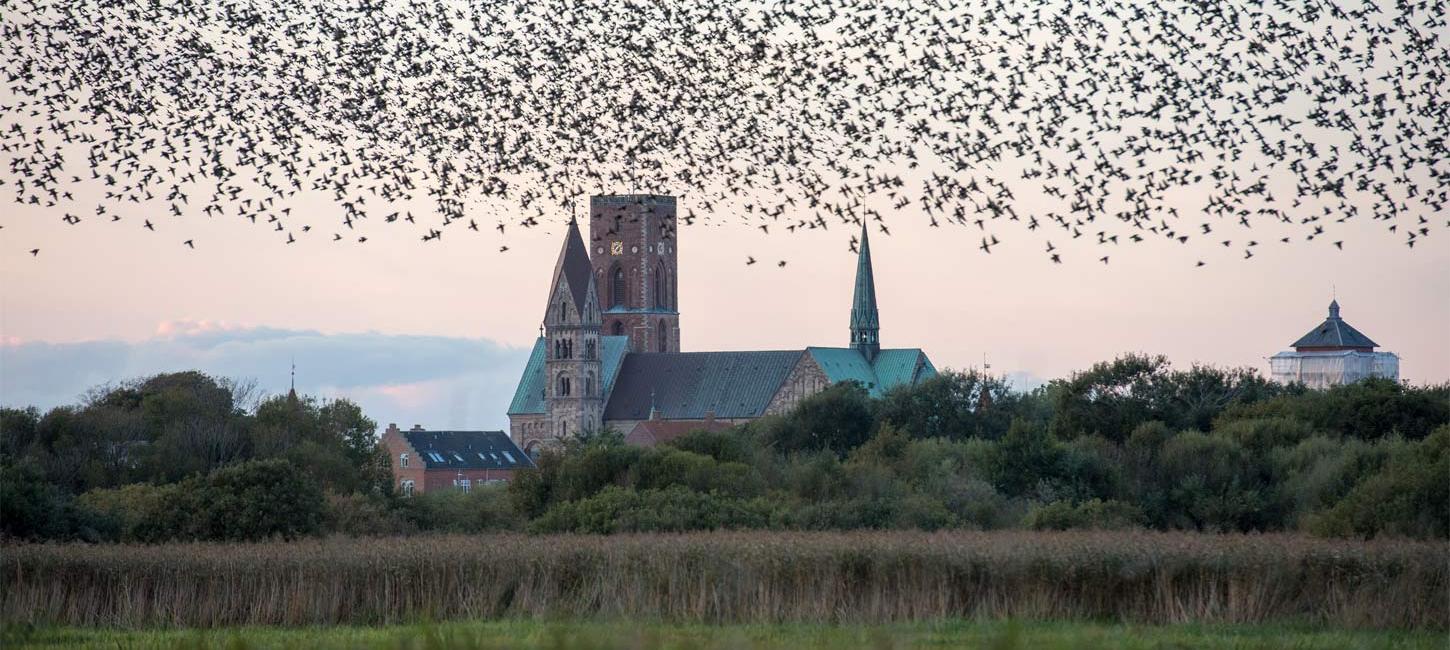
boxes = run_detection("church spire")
[850,219,881,362]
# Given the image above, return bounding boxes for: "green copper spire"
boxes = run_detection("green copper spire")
[850,220,880,362]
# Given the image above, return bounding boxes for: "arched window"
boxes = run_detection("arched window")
[399,453,409,468]
[557,373,571,397]
[586,372,595,397]
[612,320,624,336]
[611,265,625,308]
[658,319,668,352]
[525,441,540,460]
[653,264,663,308]
[585,339,596,359]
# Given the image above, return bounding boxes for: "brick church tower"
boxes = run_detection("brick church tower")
[543,218,604,438]
[589,195,680,353]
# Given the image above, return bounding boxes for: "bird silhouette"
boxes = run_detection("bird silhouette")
[0,0,1442,265]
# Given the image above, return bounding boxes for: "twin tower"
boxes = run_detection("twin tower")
[541,195,680,437]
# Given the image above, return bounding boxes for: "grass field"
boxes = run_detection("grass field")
[5,531,1445,630]
[5,620,1446,650]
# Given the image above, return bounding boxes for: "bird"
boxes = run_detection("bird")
[183,239,194,248]
[29,248,39,256]
[746,256,756,265]
[0,0,1441,267]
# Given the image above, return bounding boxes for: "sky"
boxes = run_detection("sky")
[3,184,1446,432]
[2,1,1447,431]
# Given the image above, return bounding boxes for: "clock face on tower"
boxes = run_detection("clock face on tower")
[610,241,623,256]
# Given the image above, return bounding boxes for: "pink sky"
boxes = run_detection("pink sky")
[5,184,1446,378]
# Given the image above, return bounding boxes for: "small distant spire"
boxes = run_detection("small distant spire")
[1328,298,1340,319]
[287,357,298,403]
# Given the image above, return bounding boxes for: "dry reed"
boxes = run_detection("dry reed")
[2,530,1444,629]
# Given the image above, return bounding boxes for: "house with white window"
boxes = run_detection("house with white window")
[382,424,535,495]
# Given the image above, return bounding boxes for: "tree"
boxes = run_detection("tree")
[766,381,875,455]
[877,370,1019,440]
[199,459,324,541]
[1048,354,1169,441]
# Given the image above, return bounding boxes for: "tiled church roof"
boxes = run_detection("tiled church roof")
[603,351,802,420]
[806,347,935,397]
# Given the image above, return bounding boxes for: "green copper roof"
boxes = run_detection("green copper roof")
[506,335,631,415]
[807,347,936,397]
[509,342,937,416]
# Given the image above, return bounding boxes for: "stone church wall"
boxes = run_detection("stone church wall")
[764,353,831,416]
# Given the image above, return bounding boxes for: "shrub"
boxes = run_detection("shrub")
[664,428,756,464]
[77,482,197,542]
[1153,431,1281,532]
[199,459,325,541]
[1309,426,1450,539]
[1023,499,1145,530]
[324,493,415,536]
[0,464,100,541]
[1216,417,1316,451]
[530,486,773,534]
[402,484,519,534]
[765,381,875,455]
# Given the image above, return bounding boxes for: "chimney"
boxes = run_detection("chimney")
[411,424,424,431]
[385,423,400,437]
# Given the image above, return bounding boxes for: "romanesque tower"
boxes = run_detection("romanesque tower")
[543,219,604,437]
[589,195,680,353]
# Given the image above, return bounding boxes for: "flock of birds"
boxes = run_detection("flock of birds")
[2,0,1447,267]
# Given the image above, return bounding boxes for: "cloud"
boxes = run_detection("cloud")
[0,321,532,431]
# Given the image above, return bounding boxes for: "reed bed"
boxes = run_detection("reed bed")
[2,530,1444,630]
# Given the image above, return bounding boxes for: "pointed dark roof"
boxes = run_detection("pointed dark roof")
[851,222,879,331]
[548,219,595,314]
[1291,300,1378,349]
[850,220,880,358]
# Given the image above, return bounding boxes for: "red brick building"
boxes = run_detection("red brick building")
[381,424,534,495]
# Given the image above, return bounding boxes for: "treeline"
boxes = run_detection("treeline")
[1,356,1446,542]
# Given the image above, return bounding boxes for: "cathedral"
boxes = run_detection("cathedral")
[506,194,936,454]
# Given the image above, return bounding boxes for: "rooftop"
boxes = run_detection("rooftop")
[1290,300,1378,350]
[401,429,534,470]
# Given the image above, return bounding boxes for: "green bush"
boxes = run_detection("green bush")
[530,486,774,534]
[401,483,519,534]
[77,482,197,542]
[324,493,415,536]
[1023,499,1146,530]
[1309,426,1450,539]
[200,459,325,541]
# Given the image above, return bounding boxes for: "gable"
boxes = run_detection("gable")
[806,347,936,397]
